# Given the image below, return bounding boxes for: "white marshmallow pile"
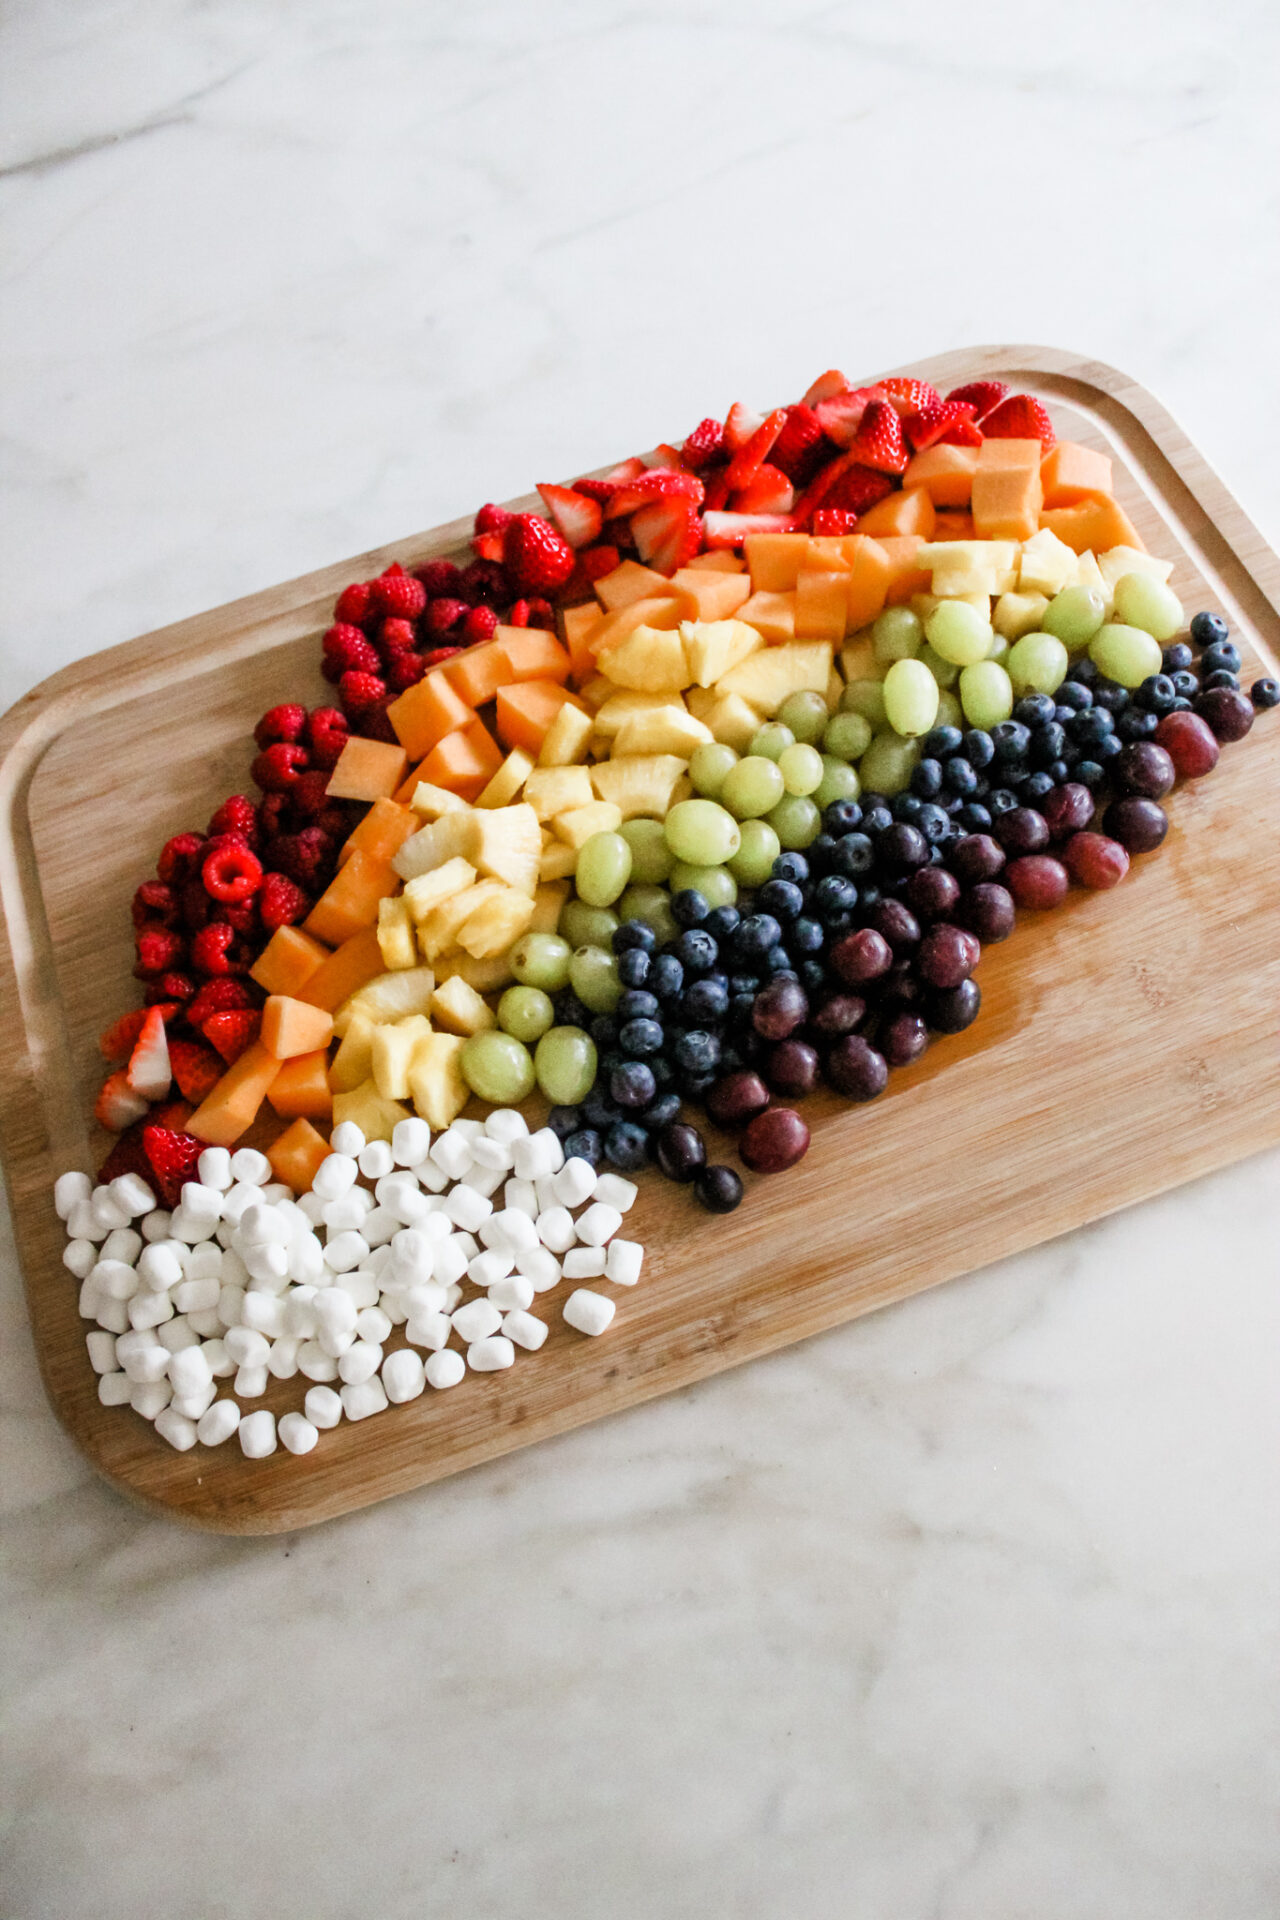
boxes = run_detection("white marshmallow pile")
[58,1112,644,1458]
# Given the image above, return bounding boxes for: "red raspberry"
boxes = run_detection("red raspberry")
[259,872,309,930]
[132,880,178,928]
[379,617,418,654]
[458,559,511,607]
[474,503,512,536]
[503,514,575,596]
[179,879,213,930]
[218,901,258,935]
[416,558,462,598]
[387,651,426,692]
[334,581,374,625]
[579,544,620,582]
[202,843,263,903]
[251,742,308,792]
[191,922,242,976]
[157,832,205,884]
[424,597,468,637]
[321,624,381,683]
[372,569,427,619]
[358,702,397,744]
[525,598,555,630]
[135,927,185,974]
[339,669,388,719]
[306,707,350,770]
[157,971,196,1003]
[461,605,498,645]
[290,769,332,819]
[253,704,307,749]
[315,806,351,842]
[268,827,331,889]
[256,792,289,840]
[186,978,257,1029]
[208,795,260,843]
[420,646,463,671]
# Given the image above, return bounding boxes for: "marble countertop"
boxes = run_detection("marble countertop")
[2,4,1278,1915]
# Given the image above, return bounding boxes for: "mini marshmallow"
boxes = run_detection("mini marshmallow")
[356,1305,392,1345]
[452,1117,485,1143]
[259,1183,293,1208]
[485,1108,529,1145]
[329,1121,366,1158]
[183,1241,224,1281]
[398,1188,442,1229]
[311,1153,359,1202]
[93,1296,130,1334]
[341,1376,388,1422]
[128,1290,174,1330]
[304,1385,343,1429]
[106,1172,156,1219]
[77,1277,102,1321]
[168,1344,213,1397]
[575,1202,623,1249]
[224,1325,271,1368]
[218,1284,246,1329]
[333,1269,380,1309]
[391,1116,431,1167]
[156,1317,198,1353]
[172,1382,217,1421]
[451,1299,502,1344]
[534,1173,561,1211]
[563,1246,606,1279]
[357,1139,395,1180]
[488,1274,534,1314]
[551,1156,597,1209]
[130,1378,173,1419]
[297,1340,340,1382]
[277,1411,319,1455]
[415,1156,448,1193]
[502,1177,539,1219]
[234,1362,269,1400]
[174,1275,220,1315]
[238,1409,277,1457]
[444,1184,492,1233]
[512,1127,563,1183]
[338,1340,383,1386]
[563,1287,616,1336]
[480,1209,538,1255]
[605,1239,644,1287]
[98,1372,132,1407]
[196,1146,233,1191]
[140,1209,173,1243]
[360,1207,399,1248]
[288,1234,326,1286]
[267,1337,301,1380]
[461,1161,506,1199]
[405,1311,453,1352]
[297,1190,327,1228]
[536,1207,576,1255]
[515,1245,562,1293]
[323,1192,375,1234]
[121,1341,169,1384]
[314,1289,357,1337]
[400,1282,449,1318]
[66,1200,103,1243]
[502,1309,548,1352]
[197,1398,241,1445]
[168,1205,208,1245]
[203,1338,235,1378]
[55,1170,93,1219]
[177,1181,224,1223]
[220,1185,257,1227]
[85,1330,118,1374]
[426,1348,465,1390]
[376,1171,427,1220]
[241,1292,288,1338]
[239,1202,291,1248]
[155,1407,198,1451]
[101,1227,143,1266]
[467,1334,515,1372]
[63,1239,97,1280]
[468,1248,514,1290]
[229,1147,272,1186]
[429,1130,473,1182]
[382,1348,426,1403]
[220,1249,249,1289]
[469,1134,513,1172]
[431,1236,471,1288]
[283,1286,319,1337]
[324,1230,370,1274]
[137,1242,183,1292]
[592,1172,638,1213]
[91,1188,133,1234]
[186,1307,223,1338]
[92,1259,140,1302]
[389,1228,436,1285]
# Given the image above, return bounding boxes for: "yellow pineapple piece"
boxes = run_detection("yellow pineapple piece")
[1074,549,1113,610]
[680,617,763,687]
[430,974,496,1037]
[539,837,578,881]
[416,880,504,962]
[456,885,535,959]
[1017,529,1078,598]
[436,950,516,993]
[376,895,417,971]
[918,540,1019,596]
[703,691,762,752]
[328,1010,377,1093]
[331,1079,409,1144]
[371,1013,433,1102]
[469,803,541,896]
[575,675,614,711]
[685,685,715,723]
[554,800,624,847]
[536,701,594,766]
[524,764,594,823]
[402,856,477,923]
[716,641,834,716]
[598,624,692,693]
[409,781,466,819]
[407,1034,469,1130]
[530,879,570,932]
[394,809,478,881]
[612,706,712,758]
[476,748,534,809]
[594,690,684,736]
[588,755,688,819]
[910,591,991,623]
[993,590,1049,641]
[334,964,436,1037]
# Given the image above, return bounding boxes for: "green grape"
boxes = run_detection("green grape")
[670,860,737,907]
[1040,584,1106,648]
[872,604,923,666]
[510,931,572,993]
[925,600,993,667]
[727,818,781,885]
[857,731,920,796]
[767,794,821,849]
[1112,572,1184,643]
[918,642,959,689]
[934,689,963,731]
[534,1026,597,1107]
[619,816,674,885]
[958,659,1014,730]
[688,741,739,799]
[778,742,824,795]
[749,721,795,762]
[1089,621,1163,689]
[720,755,786,820]
[568,944,621,1014]
[461,1030,535,1104]
[841,679,888,726]
[985,631,1011,666]
[1007,630,1069,697]
[663,797,742,864]
[822,710,872,759]
[776,690,829,744]
[813,755,860,810]
[618,885,679,947]
[497,984,555,1044]
[882,658,940,738]
[574,830,632,908]
[559,899,619,950]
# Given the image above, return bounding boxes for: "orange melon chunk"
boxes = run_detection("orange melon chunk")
[267,1117,331,1193]
[298,925,385,1012]
[250,925,330,997]
[187,1041,281,1146]
[443,641,510,709]
[744,532,810,593]
[493,626,571,684]
[419,718,505,801]
[857,486,937,540]
[336,797,419,868]
[735,590,796,643]
[878,535,931,605]
[324,735,409,802]
[933,510,975,539]
[794,570,849,642]
[261,995,335,1060]
[561,601,603,680]
[972,439,1044,541]
[495,679,583,754]
[669,568,753,622]
[1041,498,1145,554]
[387,672,474,761]
[588,596,688,658]
[902,443,979,507]
[1040,441,1113,508]
[266,1051,333,1121]
[844,536,892,632]
[595,559,676,611]
[685,551,746,573]
[304,849,399,946]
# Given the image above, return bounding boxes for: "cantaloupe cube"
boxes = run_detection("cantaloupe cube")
[972,439,1044,541]
[530,879,569,932]
[1042,500,1145,555]
[588,756,688,819]
[879,535,931,604]
[588,596,688,658]
[595,559,677,611]
[555,800,625,848]
[443,641,509,708]
[744,532,810,592]
[735,590,796,642]
[703,690,763,752]
[669,568,753,622]
[561,601,603,680]
[843,536,892,632]
[266,1118,331,1194]
[476,748,534,809]
[681,618,763,687]
[716,641,834,714]
[536,699,593,767]
[430,973,496,1037]
[419,719,505,802]
[685,550,745,572]
[408,1033,469,1130]
[538,838,579,881]
[337,798,420,869]
[435,951,516,994]
[371,1014,433,1101]
[1040,441,1113,508]
[495,680,581,756]
[403,855,478,922]
[803,536,852,574]
[261,995,335,1060]
[336,965,437,1034]
[188,1042,282,1146]
[376,895,417,970]
[251,925,330,997]
[525,764,595,821]
[933,511,975,539]
[492,626,571,684]
[387,672,474,761]
[331,1080,409,1144]
[266,1051,333,1121]
[304,850,399,947]
[858,486,937,540]
[407,780,466,820]
[329,1010,377,1093]
[298,926,386,1012]
[795,570,850,642]
[324,735,409,803]
[902,444,979,507]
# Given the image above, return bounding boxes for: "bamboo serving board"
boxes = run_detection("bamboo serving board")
[2,347,1278,1535]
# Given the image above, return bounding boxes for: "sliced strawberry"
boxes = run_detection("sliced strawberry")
[981,393,1056,446]
[792,452,893,524]
[99,1001,178,1063]
[940,416,984,448]
[811,508,860,535]
[702,470,732,513]
[722,402,766,454]
[577,544,620,583]
[202,1007,262,1063]
[536,483,603,550]
[903,400,978,453]
[599,456,646,485]
[570,477,617,504]
[97,1122,153,1187]
[125,1005,171,1101]
[631,498,702,575]
[813,387,880,448]
[680,417,725,469]
[94,1070,150,1133]
[946,379,1009,421]
[471,530,505,563]
[732,465,795,515]
[769,405,826,483]
[877,377,942,418]
[148,1097,193,1133]
[800,369,851,407]
[168,1038,224,1104]
[644,443,685,471]
[701,510,797,550]
[605,470,704,518]
[502,514,576,596]
[141,1125,204,1207]
[848,400,909,475]
[724,409,787,493]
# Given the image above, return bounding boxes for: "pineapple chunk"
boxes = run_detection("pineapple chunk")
[825,663,843,711]
[376,895,417,971]
[410,781,466,819]
[436,951,516,993]
[598,624,693,693]
[469,803,541,897]
[530,879,570,932]
[594,690,684,736]
[716,642,834,716]
[335,964,436,1036]
[680,617,763,687]
[993,590,1050,641]
[612,706,712,758]
[371,1014,433,1102]
[416,880,505,963]
[402,856,477,923]
[589,755,688,819]
[703,691,763,752]
[328,1010,377,1093]
[456,885,535,960]
[331,1079,409,1144]
[1097,545,1174,589]
[407,1034,469,1130]
[536,701,594,766]
[430,974,496,1037]
[576,675,614,711]
[476,748,534,809]
[524,764,594,823]
[555,800,624,848]
[1075,549,1113,610]
[394,809,478,881]
[539,837,578,881]
[1017,529,1078,598]
[918,540,1018,596]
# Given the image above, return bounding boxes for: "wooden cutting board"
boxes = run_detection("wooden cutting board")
[2,346,1277,1535]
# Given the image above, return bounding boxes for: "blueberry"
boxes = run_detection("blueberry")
[763,947,797,975]
[547,1105,582,1142]
[674,928,718,973]
[1096,732,1124,761]
[1118,707,1159,741]
[617,990,659,1022]
[649,952,685,1001]
[832,832,874,878]
[610,1060,656,1109]
[922,724,963,758]
[799,959,827,995]
[758,878,804,920]
[807,832,839,875]
[1093,682,1130,714]
[860,804,893,836]
[728,991,757,1029]
[963,729,995,769]
[732,914,782,964]
[957,801,993,833]
[553,988,593,1028]
[616,946,650,989]
[649,1054,675,1090]
[1190,611,1229,650]
[1072,657,1100,687]
[729,972,762,998]
[814,874,858,923]
[604,1122,649,1172]
[1013,694,1056,728]
[671,888,710,928]
[992,719,1031,766]
[1023,771,1054,803]
[822,798,863,835]
[943,756,978,796]
[611,920,656,955]
[790,915,824,954]
[1029,722,1066,768]
[563,1127,603,1167]
[1162,643,1193,675]
[590,1013,620,1050]
[1046,760,1070,785]
[915,801,952,844]
[704,904,741,943]
[1202,667,1239,692]
[772,851,810,885]
[911,757,943,799]
[619,1017,664,1057]
[1070,706,1114,747]
[582,1088,619,1131]
[858,883,882,913]
[988,787,1019,816]
[1075,758,1105,790]
[1136,673,1176,714]
[1057,680,1093,712]
[673,1030,720,1075]
[684,977,728,1023]
[638,1091,683,1131]
[1170,696,1194,711]
[1251,677,1280,710]
[893,793,925,823]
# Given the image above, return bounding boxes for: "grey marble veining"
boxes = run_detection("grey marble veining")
[2,3,1279,1915]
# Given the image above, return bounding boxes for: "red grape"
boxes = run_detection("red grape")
[917,923,980,989]
[1042,781,1095,839]
[1005,854,1069,910]
[994,807,1049,856]
[810,993,867,1037]
[752,976,808,1041]
[960,882,1015,943]
[766,1039,819,1097]
[1103,797,1168,853]
[870,899,921,951]
[706,1071,770,1129]
[655,1123,706,1183]
[1155,710,1219,778]
[831,927,893,986]
[1195,687,1254,742]
[905,865,961,917]
[1063,831,1129,890]
[824,1035,889,1101]
[951,833,1006,884]
[882,1012,929,1067]
[1116,741,1175,799]
[740,1107,810,1173]
[928,979,981,1033]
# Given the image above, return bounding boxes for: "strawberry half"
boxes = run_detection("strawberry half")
[811,508,860,535]
[606,470,704,518]
[800,368,851,407]
[847,399,909,475]
[168,1038,224,1104]
[903,400,978,453]
[125,1005,171,1101]
[502,514,576,596]
[769,405,826,483]
[536,483,603,551]
[724,409,787,493]
[812,387,880,449]
[732,465,795,515]
[631,498,702,574]
[722,402,766,454]
[644,443,685,471]
[99,1002,178,1063]
[97,1122,154,1188]
[701,510,797,550]
[981,393,1056,446]
[792,451,894,524]
[202,1007,262,1063]
[141,1125,204,1207]
[680,417,725,469]
[94,1070,150,1133]
[946,379,1009,421]
[877,377,942,417]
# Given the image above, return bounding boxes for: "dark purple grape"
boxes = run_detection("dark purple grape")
[870,899,921,951]
[752,976,808,1041]
[810,992,867,1037]
[655,1122,706,1183]
[960,882,1015,944]
[830,927,893,986]
[1194,686,1254,742]
[824,1035,889,1102]
[695,1165,743,1213]
[916,923,980,989]
[1041,782,1095,840]
[878,822,929,870]
[1063,832,1129,890]
[881,959,923,1011]
[1103,797,1169,854]
[994,807,1050,856]
[1006,855,1069,911]
[706,1070,770,1129]
[904,865,961,918]
[927,978,981,1033]
[765,1039,819,1098]
[740,1108,810,1173]
[1116,741,1175,799]
[1155,710,1219,778]
[950,833,1006,884]
[881,1012,929,1067]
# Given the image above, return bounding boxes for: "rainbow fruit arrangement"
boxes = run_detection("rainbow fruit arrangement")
[81,368,1278,1219]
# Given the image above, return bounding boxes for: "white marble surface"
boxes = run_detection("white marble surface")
[2,4,1279,1915]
